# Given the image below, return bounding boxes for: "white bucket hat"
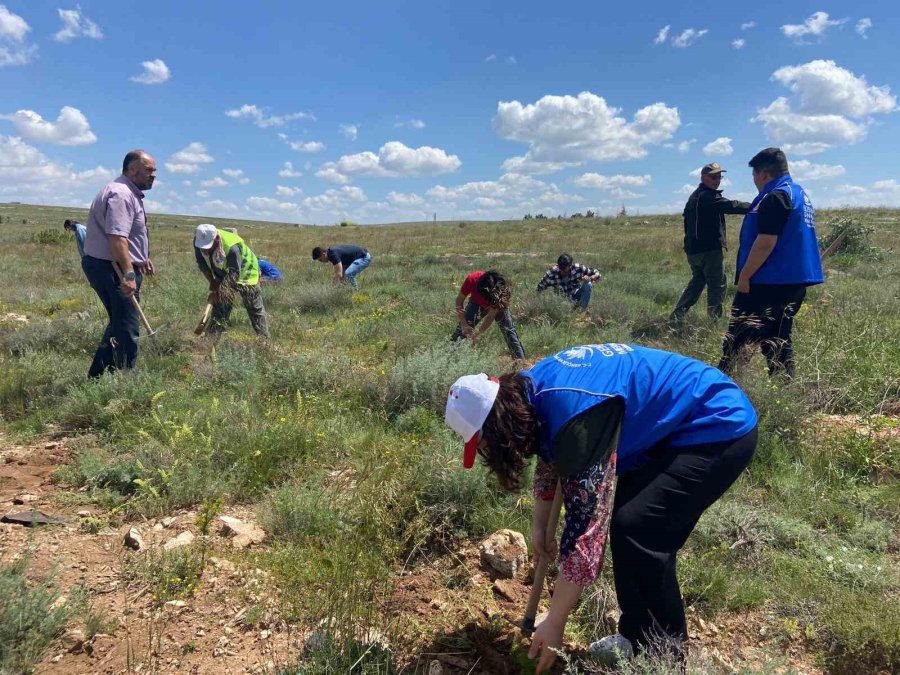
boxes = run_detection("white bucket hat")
[194,223,218,250]
[445,373,500,468]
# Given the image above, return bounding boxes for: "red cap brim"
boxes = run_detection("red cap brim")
[463,432,479,469]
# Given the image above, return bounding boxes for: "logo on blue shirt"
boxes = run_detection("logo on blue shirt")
[553,343,633,367]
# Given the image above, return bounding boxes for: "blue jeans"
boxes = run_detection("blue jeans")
[344,251,371,288]
[450,300,525,360]
[573,281,593,310]
[82,255,142,378]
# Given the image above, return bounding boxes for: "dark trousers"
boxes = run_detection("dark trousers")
[671,249,726,321]
[610,427,758,655]
[209,283,270,338]
[82,255,142,378]
[718,284,807,377]
[450,300,525,359]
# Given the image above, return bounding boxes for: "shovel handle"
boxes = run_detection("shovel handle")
[194,302,213,335]
[112,262,155,334]
[523,479,564,632]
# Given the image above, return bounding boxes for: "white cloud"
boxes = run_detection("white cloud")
[54,6,102,42]
[855,18,872,39]
[339,123,358,140]
[654,25,670,45]
[196,189,209,198]
[789,159,845,181]
[130,58,170,84]
[572,173,652,189]
[0,5,29,41]
[771,60,896,117]
[181,180,192,187]
[386,191,424,206]
[505,56,517,65]
[201,199,240,215]
[732,38,746,49]
[814,179,900,208]
[318,141,461,183]
[677,139,695,153]
[493,92,679,173]
[278,134,325,153]
[0,134,114,202]
[165,142,214,174]
[200,176,228,188]
[753,60,897,154]
[394,119,426,129]
[225,104,314,128]
[239,177,249,185]
[741,21,757,30]
[222,168,243,178]
[302,186,366,211]
[0,5,36,67]
[316,166,350,184]
[703,136,733,156]
[485,54,497,62]
[672,28,708,48]
[275,185,301,196]
[278,161,301,178]
[781,12,846,43]
[0,106,96,145]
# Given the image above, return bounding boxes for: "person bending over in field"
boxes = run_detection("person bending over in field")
[258,258,283,284]
[194,224,270,338]
[312,244,371,288]
[450,270,525,361]
[63,219,87,259]
[444,343,758,673]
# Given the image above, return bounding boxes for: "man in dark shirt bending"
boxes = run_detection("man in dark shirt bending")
[718,148,824,378]
[312,244,372,288]
[671,162,750,323]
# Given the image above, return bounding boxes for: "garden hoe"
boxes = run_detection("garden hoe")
[113,262,163,338]
[194,301,214,336]
[504,480,564,635]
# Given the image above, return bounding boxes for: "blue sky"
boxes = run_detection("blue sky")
[1,0,898,224]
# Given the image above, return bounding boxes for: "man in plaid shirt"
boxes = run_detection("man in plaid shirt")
[536,253,601,311]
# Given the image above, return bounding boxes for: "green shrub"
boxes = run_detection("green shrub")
[819,218,885,261]
[260,480,346,544]
[31,229,68,245]
[0,558,75,673]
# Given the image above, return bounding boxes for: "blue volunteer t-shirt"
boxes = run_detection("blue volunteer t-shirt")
[521,344,757,474]
[258,258,282,281]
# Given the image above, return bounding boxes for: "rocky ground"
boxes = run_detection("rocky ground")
[1,434,829,674]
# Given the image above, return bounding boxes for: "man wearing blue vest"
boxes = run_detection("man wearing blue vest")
[718,148,824,378]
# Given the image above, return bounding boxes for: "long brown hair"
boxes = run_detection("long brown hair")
[478,373,540,491]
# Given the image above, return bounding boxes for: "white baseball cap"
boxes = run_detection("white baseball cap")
[445,373,500,468]
[194,224,218,250]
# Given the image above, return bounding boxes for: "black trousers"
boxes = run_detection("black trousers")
[610,427,758,654]
[82,255,143,378]
[718,284,807,377]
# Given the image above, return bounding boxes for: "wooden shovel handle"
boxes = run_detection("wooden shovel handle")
[523,479,564,632]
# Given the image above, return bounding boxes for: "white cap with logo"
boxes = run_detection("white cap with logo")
[445,373,500,468]
[194,224,218,250]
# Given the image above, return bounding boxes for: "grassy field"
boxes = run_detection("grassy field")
[0,201,898,674]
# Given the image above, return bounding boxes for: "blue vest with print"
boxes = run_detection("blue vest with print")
[522,344,757,474]
[736,174,824,285]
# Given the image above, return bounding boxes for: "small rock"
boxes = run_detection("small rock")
[218,515,266,549]
[163,531,195,550]
[162,516,176,528]
[62,628,86,653]
[428,660,443,675]
[259,629,270,640]
[492,578,518,601]
[124,526,145,551]
[196,629,206,637]
[153,523,164,531]
[12,493,39,505]
[209,557,236,573]
[479,529,527,579]
[76,510,91,518]
[430,598,446,611]
[165,600,186,608]
[305,630,329,652]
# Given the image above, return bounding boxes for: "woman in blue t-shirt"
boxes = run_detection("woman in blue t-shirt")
[445,344,757,673]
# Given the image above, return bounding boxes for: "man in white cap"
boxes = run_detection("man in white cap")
[194,224,269,338]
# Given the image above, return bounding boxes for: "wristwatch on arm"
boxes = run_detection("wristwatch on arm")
[123,271,136,281]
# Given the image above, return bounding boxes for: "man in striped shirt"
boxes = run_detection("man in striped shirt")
[535,253,601,311]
